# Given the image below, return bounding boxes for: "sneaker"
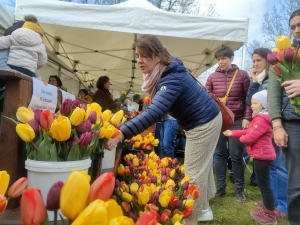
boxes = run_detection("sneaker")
[198,207,213,221]
[252,207,277,225]
[214,187,226,198]
[250,207,265,217]
[255,202,264,208]
[236,188,246,202]
[274,209,287,218]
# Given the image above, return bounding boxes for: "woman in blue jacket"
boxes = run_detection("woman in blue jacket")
[107,35,221,225]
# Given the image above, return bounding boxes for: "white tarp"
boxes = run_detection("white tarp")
[4,0,248,94]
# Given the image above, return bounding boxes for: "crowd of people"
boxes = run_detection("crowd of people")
[1,8,300,225]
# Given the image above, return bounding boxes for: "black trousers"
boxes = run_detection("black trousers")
[254,159,274,211]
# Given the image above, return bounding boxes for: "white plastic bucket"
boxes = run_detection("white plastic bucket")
[101,148,116,174]
[25,158,91,221]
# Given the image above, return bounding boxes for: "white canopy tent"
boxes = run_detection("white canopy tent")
[0,0,249,95]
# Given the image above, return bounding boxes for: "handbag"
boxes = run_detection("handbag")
[189,72,235,132]
[219,69,238,103]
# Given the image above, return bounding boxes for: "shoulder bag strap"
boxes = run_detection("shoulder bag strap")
[223,69,239,102]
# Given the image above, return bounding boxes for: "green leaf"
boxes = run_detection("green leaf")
[282,52,292,71]
[67,142,80,161]
[38,132,52,161]
[292,45,300,71]
[2,116,19,125]
[49,142,58,161]
[62,142,70,161]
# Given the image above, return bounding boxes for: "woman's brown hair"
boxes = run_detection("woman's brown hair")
[134,35,172,66]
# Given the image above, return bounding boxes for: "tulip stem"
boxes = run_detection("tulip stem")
[54,210,57,225]
[30,141,39,151]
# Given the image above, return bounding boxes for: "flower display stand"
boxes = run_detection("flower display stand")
[25,158,91,221]
[101,147,116,174]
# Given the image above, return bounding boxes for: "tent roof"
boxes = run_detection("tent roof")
[11,0,248,94]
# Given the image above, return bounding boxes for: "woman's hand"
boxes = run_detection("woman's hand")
[223,130,232,136]
[242,119,250,129]
[250,68,258,82]
[282,80,300,98]
[106,131,124,150]
[274,128,288,148]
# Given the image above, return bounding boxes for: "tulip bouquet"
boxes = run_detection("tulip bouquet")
[0,171,28,216]
[143,96,152,108]
[267,35,300,113]
[4,98,125,161]
[123,133,159,151]
[114,151,200,225]
[125,110,142,120]
[117,90,129,103]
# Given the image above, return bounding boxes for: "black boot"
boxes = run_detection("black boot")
[236,188,246,202]
[215,186,226,198]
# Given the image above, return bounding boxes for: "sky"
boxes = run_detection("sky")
[196,0,277,82]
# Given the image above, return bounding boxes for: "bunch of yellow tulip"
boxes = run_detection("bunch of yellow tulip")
[4,98,125,161]
[123,133,159,151]
[115,151,200,225]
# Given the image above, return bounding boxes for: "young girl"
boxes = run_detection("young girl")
[223,90,277,225]
[0,15,47,77]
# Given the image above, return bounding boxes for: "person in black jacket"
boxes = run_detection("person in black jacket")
[107,35,222,224]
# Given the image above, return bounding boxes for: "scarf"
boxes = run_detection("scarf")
[256,69,266,85]
[142,63,166,98]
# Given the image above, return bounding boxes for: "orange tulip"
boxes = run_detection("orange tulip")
[188,184,200,199]
[20,187,46,225]
[7,177,28,198]
[88,172,115,203]
[0,195,7,215]
[183,206,193,218]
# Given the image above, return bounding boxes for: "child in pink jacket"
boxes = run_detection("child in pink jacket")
[223,90,277,225]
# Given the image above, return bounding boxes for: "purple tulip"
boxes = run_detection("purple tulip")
[175,165,180,172]
[95,130,100,138]
[152,191,159,201]
[128,211,137,221]
[136,152,140,158]
[28,119,40,134]
[76,120,92,133]
[79,132,93,147]
[158,188,163,195]
[161,168,166,175]
[128,162,134,170]
[151,176,157,184]
[138,160,143,166]
[140,150,144,157]
[161,175,167,183]
[115,179,121,187]
[79,104,87,111]
[176,200,182,209]
[88,111,97,124]
[60,99,72,116]
[71,99,80,109]
[285,48,294,62]
[182,181,189,190]
[33,108,42,125]
[46,181,64,211]
[267,52,278,65]
[70,137,80,148]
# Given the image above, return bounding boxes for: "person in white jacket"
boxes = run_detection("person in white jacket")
[0,17,47,77]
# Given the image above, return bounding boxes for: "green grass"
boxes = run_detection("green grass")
[197,159,289,225]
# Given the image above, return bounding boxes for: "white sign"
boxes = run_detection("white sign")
[61,90,76,102]
[28,79,57,112]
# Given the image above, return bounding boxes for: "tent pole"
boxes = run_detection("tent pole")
[57,65,61,78]
[241,44,246,70]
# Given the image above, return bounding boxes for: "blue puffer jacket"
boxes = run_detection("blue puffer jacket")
[120,58,220,139]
